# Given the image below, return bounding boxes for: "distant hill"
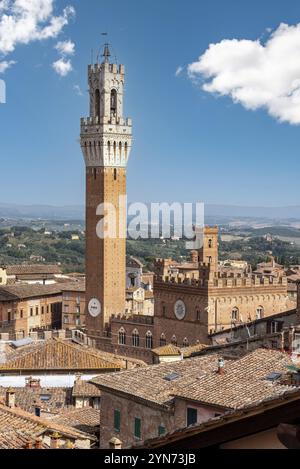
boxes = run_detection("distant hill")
[0,202,300,222]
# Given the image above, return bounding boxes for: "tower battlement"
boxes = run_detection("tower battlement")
[157,272,287,289]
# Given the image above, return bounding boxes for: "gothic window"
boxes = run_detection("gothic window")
[95,89,100,118]
[256,306,264,320]
[160,333,166,347]
[118,327,126,345]
[132,329,140,347]
[145,331,153,349]
[119,141,122,156]
[171,335,177,346]
[114,168,117,181]
[208,239,212,248]
[196,310,201,321]
[113,141,116,158]
[231,307,239,322]
[107,141,111,155]
[110,89,117,114]
[183,337,189,348]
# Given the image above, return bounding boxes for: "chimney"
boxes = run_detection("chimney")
[217,358,225,375]
[6,388,15,408]
[25,441,33,450]
[34,438,42,450]
[109,437,123,450]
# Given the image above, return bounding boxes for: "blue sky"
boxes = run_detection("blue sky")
[1,0,300,207]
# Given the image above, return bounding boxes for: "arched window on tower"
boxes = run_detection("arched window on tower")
[145,331,153,349]
[171,335,177,347]
[110,89,117,115]
[95,89,100,119]
[119,141,122,157]
[125,142,128,159]
[208,239,213,248]
[160,333,166,347]
[118,327,126,345]
[132,329,140,347]
[113,141,116,159]
[107,141,111,156]
[182,337,189,348]
[114,168,117,181]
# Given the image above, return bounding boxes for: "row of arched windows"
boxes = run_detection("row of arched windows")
[107,141,128,158]
[160,333,189,348]
[118,328,153,349]
[94,89,117,118]
[231,306,264,322]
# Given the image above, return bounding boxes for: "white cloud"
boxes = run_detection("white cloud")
[175,65,183,77]
[0,1,75,56]
[73,84,83,96]
[0,59,16,72]
[52,57,72,77]
[55,39,75,56]
[188,23,300,125]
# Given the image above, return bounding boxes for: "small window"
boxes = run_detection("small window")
[20,310,23,319]
[114,168,117,181]
[145,331,153,349]
[30,308,33,317]
[134,417,141,439]
[40,394,51,402]
[36,307,39,316]
[114,409,121,432]
[41,306,44,315]
[118,328,126,345]
[132,329,140,347]
[208,239,212,248]
[187,408,197,427]
[171,335,177,346]
[160,334,166,347]
[182,337,189,348]
[231,307,239,322]
[158,426,166,436]
[256,306,264,320]
[162,305,166,316]
[93,168,97,180]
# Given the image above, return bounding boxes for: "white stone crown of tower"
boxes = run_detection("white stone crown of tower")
[80,46,132,168]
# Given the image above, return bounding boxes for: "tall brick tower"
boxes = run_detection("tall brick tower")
[80,45,132,343]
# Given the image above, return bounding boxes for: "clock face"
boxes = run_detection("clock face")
[174,300,186,321]
[88,298,101,318]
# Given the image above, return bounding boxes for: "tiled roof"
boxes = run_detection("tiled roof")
[0,429,48,449]
[152,344,182,357]
[72,379,101,398]
[174,349,295,410]
[6,265,61,275]
[0,404,95,447]
[181,343,209,358]
[50,407,100,435]
[91,354,221,408]
[0,386,72,413]
[91,349,296,411]
[0,284,62,300]
[60,281,86,293]
[0,339,122,372]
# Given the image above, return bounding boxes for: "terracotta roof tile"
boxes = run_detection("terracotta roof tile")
[0,339,122,372]
[91,349,297,411]
[72,379,101,398]
[6,265,61,275]
[0,284,62,300]
[51,407,100,435]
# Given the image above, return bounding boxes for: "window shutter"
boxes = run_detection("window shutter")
[114,410,121,432]
[134,418,141,439]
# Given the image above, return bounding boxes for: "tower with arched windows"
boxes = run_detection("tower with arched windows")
[80,45,132,342]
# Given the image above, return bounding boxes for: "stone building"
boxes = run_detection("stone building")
[0,284,62,335]
[61,281,86,330]
[91,348,300,448]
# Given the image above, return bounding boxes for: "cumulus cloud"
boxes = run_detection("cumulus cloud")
[52,57,72,77]
[55,39,75,56]
[0,0,75,56]
[188,23,300,125]
[0,59,16,72]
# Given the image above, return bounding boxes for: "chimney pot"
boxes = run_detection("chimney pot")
[217,357,225,374]
[6,388,15,408]
[35,438,42,450]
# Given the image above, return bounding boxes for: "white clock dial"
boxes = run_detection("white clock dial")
[88,298,101,318]
[174,300,186,321]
